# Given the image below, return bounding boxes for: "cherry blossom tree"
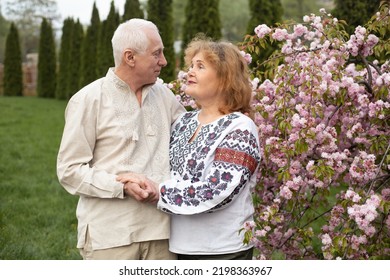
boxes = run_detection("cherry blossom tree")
[166,1,389,259]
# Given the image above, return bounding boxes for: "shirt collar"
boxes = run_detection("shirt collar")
[106,68,129,91]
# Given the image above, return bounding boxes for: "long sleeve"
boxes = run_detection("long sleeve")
[157,117,260,215]
[56,84,124,199]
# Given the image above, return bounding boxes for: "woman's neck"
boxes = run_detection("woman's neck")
[198,107,225,125]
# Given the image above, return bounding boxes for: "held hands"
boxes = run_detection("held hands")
[117,173,159,204]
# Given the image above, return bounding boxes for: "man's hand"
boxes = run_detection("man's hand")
[123,181,150,201]
[117,173,159,204]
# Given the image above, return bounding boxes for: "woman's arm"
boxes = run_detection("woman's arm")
[158,124,260,215]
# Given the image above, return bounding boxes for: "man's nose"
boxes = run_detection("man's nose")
[159,53,167,67]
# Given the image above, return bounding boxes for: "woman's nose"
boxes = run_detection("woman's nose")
[187,67,194,76]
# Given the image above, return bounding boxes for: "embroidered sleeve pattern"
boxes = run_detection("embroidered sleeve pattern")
[214,148,258,175]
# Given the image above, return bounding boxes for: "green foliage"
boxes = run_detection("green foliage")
[181,0,196,52]
[245,0,284,82]
[56,18,85,100]
[181,0,222,46]
[0,97,80,259]
[181,0,222,67]
[172,0,187,41]
[281,0,327,22]
[3,23,23,96]
[247,0,283,35]
[56,18,73,100]
[122,0,144,21]
[147,0,176,82]
[366,0,390,64]
[37,18,56,98]
[96,1,120,78]
[79,3,100,88]
[66,20,84,99]
[220,0,250,42]
[332,0,382,34]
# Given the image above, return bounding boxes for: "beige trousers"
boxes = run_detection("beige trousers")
[79,230,176,260]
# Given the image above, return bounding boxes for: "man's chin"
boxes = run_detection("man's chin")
[145,80,157,87]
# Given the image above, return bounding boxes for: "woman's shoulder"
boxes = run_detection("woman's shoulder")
[229,112,256,127]
[180,110,198,120]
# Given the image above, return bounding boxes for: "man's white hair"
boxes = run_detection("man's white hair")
[111,18,159,67]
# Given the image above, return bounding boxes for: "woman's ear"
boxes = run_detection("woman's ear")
[124,49,135,66]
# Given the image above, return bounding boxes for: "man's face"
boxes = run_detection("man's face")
[134,29,167,86]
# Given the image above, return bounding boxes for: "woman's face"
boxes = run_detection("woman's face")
[184,52,221,104]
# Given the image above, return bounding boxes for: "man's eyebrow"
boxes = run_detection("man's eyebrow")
[153,47,164,53]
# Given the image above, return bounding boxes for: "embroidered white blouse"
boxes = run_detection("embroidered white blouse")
[157,110,261,255]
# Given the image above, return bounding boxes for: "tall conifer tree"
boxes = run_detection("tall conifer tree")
[3,23,23,96]
[181,0,222,66]
[332,0,381,34]
[246,0,283,35]
[37,18,56,98]
[181,0,196,54]
[122,0,143,21]
[66,20,84,99]
[56,17,73,99]
[246,0,283,80]
[147,0,175,82]
[80,2,100,88]
[97,1,120,77]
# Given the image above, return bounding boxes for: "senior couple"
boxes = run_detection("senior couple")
[57,18,260,260]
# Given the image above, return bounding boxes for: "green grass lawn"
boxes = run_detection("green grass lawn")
[0,96,81,259]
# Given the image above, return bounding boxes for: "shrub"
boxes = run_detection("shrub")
[167,2,390,259]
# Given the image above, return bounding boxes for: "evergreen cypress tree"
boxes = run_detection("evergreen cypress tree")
[247,0,283,35]
[0,7,10,64]
[37,18,56,98]
[66,19,84,99]
[3,23,23,96]
[96,1,120,77]
[181,0,196,54]
[56,18,73,100]
[192,0,221,40]
[80,2,100,88]
[147,0,175,82]
[122,0,143,21]
[246,0,283,80]
[202,0,222,39]
[181,0,222,66]
[332,0,381,34]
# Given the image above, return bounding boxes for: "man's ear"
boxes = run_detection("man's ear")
[124,49,135,66]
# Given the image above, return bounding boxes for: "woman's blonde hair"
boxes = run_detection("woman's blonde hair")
[184,35,254,119]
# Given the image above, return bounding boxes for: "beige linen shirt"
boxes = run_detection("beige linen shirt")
[57,68,185,250]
